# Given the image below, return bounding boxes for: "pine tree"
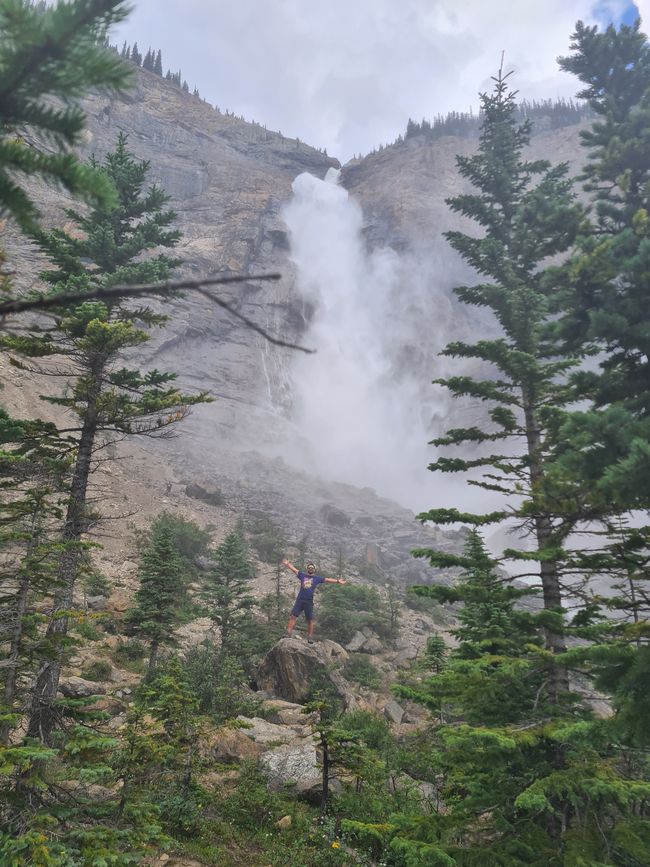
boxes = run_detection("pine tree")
[548,20,650,517]
[548,19,650,754]
[130,40,142,66]
[415,66,584,702]
[200,526,254,659]
[0,0,132,232]
[126,522,184,670]
[0,412,69,743]
[1,134,209,743]
[384,532,650,865]
[154,48,163,76]
[142,47,153,71]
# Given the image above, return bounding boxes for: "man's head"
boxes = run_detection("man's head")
[306,562,316,574]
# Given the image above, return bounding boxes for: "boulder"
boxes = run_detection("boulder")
[319,504,350,527]
[259,738,321,795]
[256,638,356,708]
[361,636,383,654]
[276,815,292,831]
[237,716,310,745]
[59,677,107,699]
[260,698,318,726]
[383,698,405,725]
[345,631,366,652]
[184,482,223,506]
[86,595,107,611]
[201,726,265,764]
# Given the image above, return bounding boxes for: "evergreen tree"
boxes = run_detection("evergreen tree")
[415,66,584,702]
[154,48,163,76]
[0,0,132,232]
[142,47,153,71]
[550,19,650,756]
[130,40,142,66]
[550,20,650,514]
[201,525,254,659]
[0,412,69,743]
[127,523,184,670]
[1,134,209,743]
[382,532,650,865]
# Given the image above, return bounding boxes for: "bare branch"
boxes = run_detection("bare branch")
[0,272,315,354]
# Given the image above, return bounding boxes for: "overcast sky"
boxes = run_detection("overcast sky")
[114,1,645,162]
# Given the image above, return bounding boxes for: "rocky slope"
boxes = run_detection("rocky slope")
[2,65,591,595]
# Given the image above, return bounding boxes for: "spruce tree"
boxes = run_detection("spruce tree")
[142,47,153,71]
[201,525,254,659]
[1,134,209,743]
[127,522,184,671]
[415,66,584,702]
[130,40,142,66]
[551,19,650,755]
[385,532,650,865]
[550,20,650,511]
[0,412,68,743]
[0,0,132,232]
[153,48,163,76]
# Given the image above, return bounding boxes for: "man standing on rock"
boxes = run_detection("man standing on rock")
[282,559,346,643]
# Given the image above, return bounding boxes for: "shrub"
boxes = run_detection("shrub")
[319,584,394,645]
[183,642,260,722]
[343,655,382,689]
[81,659,112,681]
[248,514,286,562]
[113,638,147,669]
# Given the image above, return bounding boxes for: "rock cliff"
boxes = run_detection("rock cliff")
[2,65,590,585]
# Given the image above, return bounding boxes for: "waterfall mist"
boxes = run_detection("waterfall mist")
[280,169,486,513]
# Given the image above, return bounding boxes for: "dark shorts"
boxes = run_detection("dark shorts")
[291,597,314,621]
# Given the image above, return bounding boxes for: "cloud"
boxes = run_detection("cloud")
[115,1,636,161]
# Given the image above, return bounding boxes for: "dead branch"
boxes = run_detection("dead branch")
[0,272,315,354]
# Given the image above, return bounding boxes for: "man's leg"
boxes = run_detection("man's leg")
[286,614,298,637]
[306,601,315,642]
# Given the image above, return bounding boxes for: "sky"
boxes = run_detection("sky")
[114,1,645,162]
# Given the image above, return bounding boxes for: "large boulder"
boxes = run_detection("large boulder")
[59,677,107,699]
[237,716,311,745]
[256,638,356,708]
[200,726,265,764]
[259,738,321,795]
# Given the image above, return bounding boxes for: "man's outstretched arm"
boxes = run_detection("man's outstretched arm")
[324,577,347,585]
[282,558,299,575]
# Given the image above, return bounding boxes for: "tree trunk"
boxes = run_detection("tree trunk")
[27,366,102,744]
[1,567,31,744]
[148,639,159,673]
[320,736,330,818]
[523,394,570,703]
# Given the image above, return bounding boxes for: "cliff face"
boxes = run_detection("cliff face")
[2,67,591,579]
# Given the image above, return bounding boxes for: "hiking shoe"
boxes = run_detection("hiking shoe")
[307,637,315,644]
[284,631,294,639]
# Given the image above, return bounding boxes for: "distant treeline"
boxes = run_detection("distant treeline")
[111,40,198,96]
[403,98,594,142]
[107,39,329,154]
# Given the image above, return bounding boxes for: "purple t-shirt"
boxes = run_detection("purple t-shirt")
[296,571,325,601]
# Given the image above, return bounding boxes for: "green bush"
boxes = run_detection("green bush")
[319,584,394,645]
[248,514,286,562]
[113,638,147,671]
[153,786,204,838]
[183,642,260,722]
[81,659,112,681]
[343,655,382,689]
[82,568,111,597]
